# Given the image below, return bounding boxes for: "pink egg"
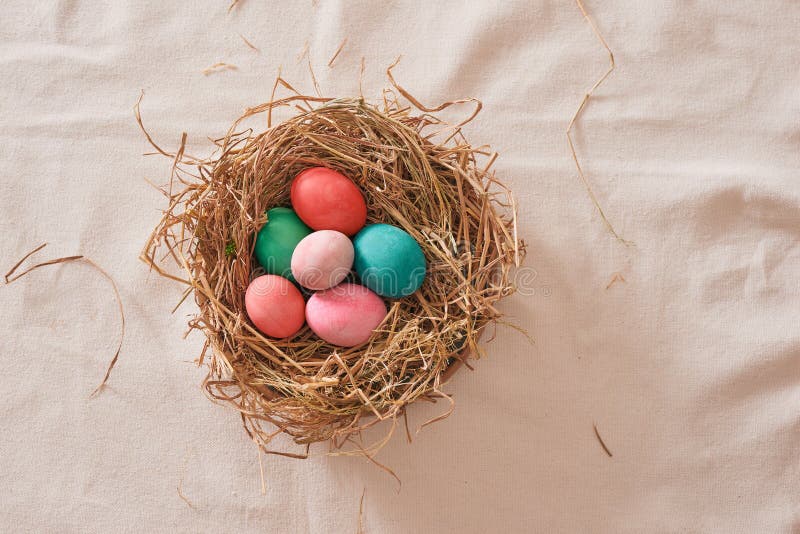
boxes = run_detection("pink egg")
[305,283,387,347]
[245,274,305,338]
[291,230,354,290]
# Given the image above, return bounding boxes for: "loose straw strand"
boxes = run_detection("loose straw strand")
[568,0,632,246]
[5,243,125,397]
[327,37,348,68]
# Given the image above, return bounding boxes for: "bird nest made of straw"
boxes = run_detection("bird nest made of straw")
[141,72,523,460]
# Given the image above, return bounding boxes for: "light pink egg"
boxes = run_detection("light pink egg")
[305,283,387,347]
[245,275,305,338]
[291,230,354,290]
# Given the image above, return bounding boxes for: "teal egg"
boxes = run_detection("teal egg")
[254,207,312,281]
[353,224,426,298]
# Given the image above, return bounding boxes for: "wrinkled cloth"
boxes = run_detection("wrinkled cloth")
[1,1,799,532]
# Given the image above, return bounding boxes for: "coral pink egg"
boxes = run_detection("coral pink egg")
[291,230,354,290]
[305,283,387,347]
[245,275,305,338]
[290,167,367,236]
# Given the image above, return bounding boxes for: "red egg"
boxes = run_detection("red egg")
[290,167,367,236]
[245,275,305,338]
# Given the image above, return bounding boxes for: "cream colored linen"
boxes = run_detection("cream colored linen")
[1,1,799,532]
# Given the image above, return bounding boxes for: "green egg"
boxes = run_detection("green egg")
[353,223,426,298]
[254,207,312,281]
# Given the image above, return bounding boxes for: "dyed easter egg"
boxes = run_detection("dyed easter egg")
[254,207,312,280]
[291,230,354,290]
[245,274,305,338]
[305,283,387,347]
[290,167,367,236]
[353,224,426,298]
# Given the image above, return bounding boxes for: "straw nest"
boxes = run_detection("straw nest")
[141,69,524,460]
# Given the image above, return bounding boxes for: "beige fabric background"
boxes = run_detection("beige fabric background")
[1,1,799,532]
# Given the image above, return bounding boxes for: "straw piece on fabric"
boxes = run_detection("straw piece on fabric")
[202,62,238,76]
[239,34,260,53]
[328,37,348,67]
[5,243,125,397]
[569,0,632,246]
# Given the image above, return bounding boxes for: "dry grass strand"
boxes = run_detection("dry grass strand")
[202,62,238,76]
[569,0,632,246]
[5,243,125,397]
